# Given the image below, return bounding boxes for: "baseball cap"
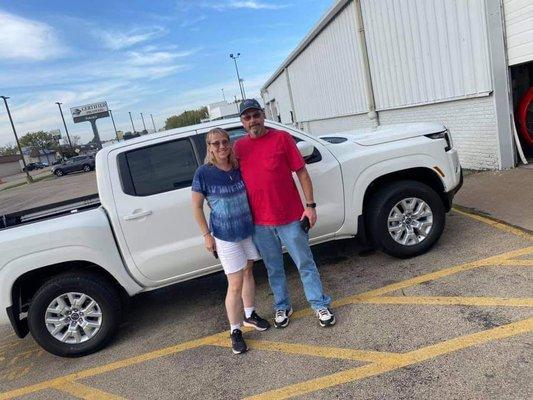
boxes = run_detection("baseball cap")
[239,99,262,116]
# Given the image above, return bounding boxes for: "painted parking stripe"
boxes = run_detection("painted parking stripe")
[52,381,125,400]
[245,317,533,399]
[211,339,402,364]
[357,296,533,307]
[452,207,533,240]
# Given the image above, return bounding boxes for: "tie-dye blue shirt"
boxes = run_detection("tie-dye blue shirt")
[192,165,254,242]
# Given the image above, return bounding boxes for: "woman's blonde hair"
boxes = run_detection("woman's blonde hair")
[204,128,238,168]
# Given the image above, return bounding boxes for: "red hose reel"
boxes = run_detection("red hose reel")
[517,87,533,148]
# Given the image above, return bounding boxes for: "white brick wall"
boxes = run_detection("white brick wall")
[379,95,500,170]
[300,95,500,170]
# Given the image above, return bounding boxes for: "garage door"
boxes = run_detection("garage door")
[503,0,533,65]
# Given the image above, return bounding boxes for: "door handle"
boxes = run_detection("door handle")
[124,210,153,221]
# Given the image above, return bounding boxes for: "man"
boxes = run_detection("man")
[234,99,335,328]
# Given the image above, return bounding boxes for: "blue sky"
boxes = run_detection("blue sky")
[0,0,332,146]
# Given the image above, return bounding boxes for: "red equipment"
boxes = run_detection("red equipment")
[517,87,533,147]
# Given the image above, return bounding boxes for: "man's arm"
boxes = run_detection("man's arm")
[295,167,317,227]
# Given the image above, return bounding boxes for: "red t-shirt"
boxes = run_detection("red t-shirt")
[235,129,305,226]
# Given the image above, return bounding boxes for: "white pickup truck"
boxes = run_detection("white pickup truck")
[0,118,462,357]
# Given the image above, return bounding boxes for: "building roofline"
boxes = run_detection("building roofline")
[261,0,351,92]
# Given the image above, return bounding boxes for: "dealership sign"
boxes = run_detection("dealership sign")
[70,102,110,123]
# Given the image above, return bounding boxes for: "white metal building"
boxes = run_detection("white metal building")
[261,0,533,170]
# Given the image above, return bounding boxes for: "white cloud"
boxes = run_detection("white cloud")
[127,48,201,66]
[180,15,207,28]
[0,10,65,61]
[95,27,166,50]
[208,1,289,10]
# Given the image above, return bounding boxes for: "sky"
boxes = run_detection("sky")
[0,0,332,147]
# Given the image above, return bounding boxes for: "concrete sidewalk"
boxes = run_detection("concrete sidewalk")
[453,164,533,232]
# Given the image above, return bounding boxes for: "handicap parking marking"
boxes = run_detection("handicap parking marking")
[0,213,532,399]
[245,318,533,400]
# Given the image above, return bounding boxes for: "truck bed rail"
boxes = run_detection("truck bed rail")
[0,194,100,230]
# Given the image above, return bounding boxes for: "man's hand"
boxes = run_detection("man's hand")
[301,207,317,228]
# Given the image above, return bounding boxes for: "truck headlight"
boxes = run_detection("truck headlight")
[425,130,452,152]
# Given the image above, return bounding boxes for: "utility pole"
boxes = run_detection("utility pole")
[221,88,226,102]
[1,96,33,183]
[230,53,246,100]
[150,114,157,132]
[128,112,136,133]
[109,110,119,141]
[140,112,147,132]
[55,102,73,149]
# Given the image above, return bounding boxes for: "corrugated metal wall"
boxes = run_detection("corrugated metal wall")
[286,1,368,122]
[362,0,492,110]
[264,71,292,123]
[503,0,533,66]
[264,0,494,120]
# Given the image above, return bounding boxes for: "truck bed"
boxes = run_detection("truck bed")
[0,194,100,230]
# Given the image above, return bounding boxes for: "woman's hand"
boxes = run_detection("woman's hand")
[204,233,216,253]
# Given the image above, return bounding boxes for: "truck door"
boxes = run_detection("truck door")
[282,126,344,240]
[110,136,219,284]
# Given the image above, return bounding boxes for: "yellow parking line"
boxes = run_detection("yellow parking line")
[329,247,533,310]
[452,208,533,240]
[0,334,226,400]
[498,259,533,266]
[245,317,533,399]
[211,339,400,363]
[52,381,125,400]
[358,296,533,307]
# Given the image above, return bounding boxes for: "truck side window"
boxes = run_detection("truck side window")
[118,139,198,196]
[192,128,247,162]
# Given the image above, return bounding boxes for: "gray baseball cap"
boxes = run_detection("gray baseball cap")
[239,99,262,116]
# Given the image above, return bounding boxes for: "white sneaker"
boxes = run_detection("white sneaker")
[316,308,336,327]
[274,308,293,328]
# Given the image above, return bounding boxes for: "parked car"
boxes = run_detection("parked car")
[0,118,462,357]
[22,162,46,172]
[50,155,95,177]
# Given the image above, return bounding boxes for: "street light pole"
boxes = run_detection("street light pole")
[150,114,157,132]
[140,112,147,132]
[109,110,119,141]
[128,111,136,133]
[230,53,246,100]
[1,96,33,183]
[55,102,73,150]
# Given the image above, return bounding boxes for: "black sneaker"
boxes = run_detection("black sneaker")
[274,308,293,328]
[316,307,336,327]
[243,311,271,331]
[230,329,248,354]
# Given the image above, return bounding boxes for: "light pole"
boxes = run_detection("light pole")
[140,112,147,133]
[109,110,119,141]
[55,102,73,150]
[1,96,33,183]
[221,88,226,102]
[128,111,136,133]
[150,114,157,132]
[230,53,246,100]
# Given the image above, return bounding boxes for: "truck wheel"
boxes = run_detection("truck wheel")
[28,273,121,357]
[55,169,64,177]
[367,181,445,258]
[83,164,91,172]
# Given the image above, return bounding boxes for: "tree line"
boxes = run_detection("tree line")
[0,131,81,158]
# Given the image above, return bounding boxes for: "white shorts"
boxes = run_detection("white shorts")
[214,236,260,275]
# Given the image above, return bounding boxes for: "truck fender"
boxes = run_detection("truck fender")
[351,154,444,217]
[0,245,143,310]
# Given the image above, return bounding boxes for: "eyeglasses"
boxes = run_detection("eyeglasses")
[208,139,230,148]
[241,111,262,122]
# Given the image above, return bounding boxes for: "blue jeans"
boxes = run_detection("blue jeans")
[253,221,331,311]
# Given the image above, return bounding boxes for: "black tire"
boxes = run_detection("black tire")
[366,180,445,258]
[82,164,91,172]
[28,273,121,357]
[55,169,64,177]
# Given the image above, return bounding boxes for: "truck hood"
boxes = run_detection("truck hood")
[319,122,445,146]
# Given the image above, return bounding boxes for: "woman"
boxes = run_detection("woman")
[191,128,270,354]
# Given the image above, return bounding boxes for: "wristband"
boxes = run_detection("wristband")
[202,232,211,237]
[306,203,317,208]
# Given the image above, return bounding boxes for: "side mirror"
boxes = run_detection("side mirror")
[297,141,315,159]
